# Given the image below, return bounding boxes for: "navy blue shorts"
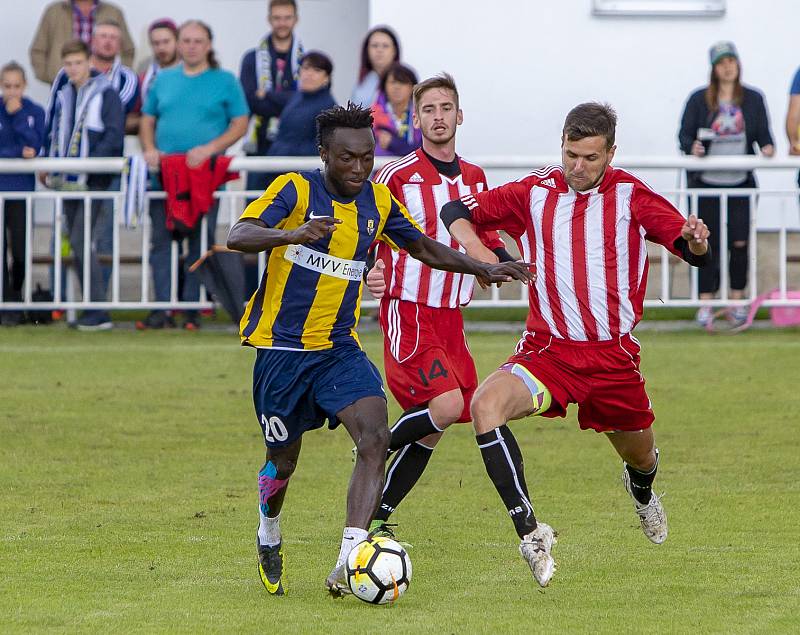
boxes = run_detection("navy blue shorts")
[252,345,386,448]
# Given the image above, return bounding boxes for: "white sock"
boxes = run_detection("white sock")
[258,510,281,547]
[336,526,368,567]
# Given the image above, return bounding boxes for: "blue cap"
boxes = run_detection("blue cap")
[709,41,738,65]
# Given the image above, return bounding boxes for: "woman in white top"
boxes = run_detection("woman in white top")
[350,26,400,107]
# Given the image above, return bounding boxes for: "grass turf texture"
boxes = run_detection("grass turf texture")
[1,327,799,633]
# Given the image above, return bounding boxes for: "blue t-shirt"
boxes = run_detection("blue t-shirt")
[791,68,800,95]
[143,66,249,153]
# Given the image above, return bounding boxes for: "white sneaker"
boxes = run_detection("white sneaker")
[622,468,668,544]
[695,306,713,328]
[325,562,351,597]
[519,522,557,587]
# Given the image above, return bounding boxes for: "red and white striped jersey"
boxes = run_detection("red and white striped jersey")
[374,149,504,308]
[463,165,687,341]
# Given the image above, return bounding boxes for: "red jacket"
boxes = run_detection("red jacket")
[160,154,238,236]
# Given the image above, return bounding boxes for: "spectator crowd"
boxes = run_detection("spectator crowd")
[0,0,798,330]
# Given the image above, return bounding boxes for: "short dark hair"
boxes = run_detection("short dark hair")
[61,39,90,59]
[380,62,418,96]
[301,51,333,76]
[148,18,178,37]
[316,102,374,149]
[562,102,617,149]
[1,61,26,82]
[413,72,459,110]
[269,0,297,12]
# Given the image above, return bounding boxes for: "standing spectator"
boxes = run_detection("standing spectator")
[47,19,140,132]
[350,26,400,107]
[678,41,774,328]
[42,39,124,331]
[0,62,45,327]
[137,19,180,111]
[30,0,134,85]
[267,51,336,157]
[239,0,304,192]
[371,62,421,156]
[785,64,800,189]
[139,20,249,331]
[45,19,139,306]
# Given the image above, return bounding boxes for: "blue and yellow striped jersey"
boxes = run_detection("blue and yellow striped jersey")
[239,169,423,350]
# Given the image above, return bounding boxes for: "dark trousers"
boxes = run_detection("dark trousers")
[692,182,752,294]
[2,199,26,301]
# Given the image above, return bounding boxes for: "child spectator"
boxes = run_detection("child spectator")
[42,39,124,331]
[0,62,45,326]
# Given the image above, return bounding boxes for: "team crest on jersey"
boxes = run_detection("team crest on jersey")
[367,219,375,235]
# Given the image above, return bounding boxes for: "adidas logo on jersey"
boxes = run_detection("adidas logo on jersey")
[539,178,557,188]
[408,172,424,183]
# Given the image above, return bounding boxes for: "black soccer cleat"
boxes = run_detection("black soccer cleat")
[257,540,287,595]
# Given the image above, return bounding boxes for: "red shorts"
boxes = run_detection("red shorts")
[504,332,654,433]
[379,298,477,422]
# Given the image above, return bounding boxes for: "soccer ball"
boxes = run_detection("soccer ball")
[345,536,412,604]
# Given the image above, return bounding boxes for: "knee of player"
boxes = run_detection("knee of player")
[731,240,747,249]
[355,424,390,458]
[271,455,298,479]
[429,392,465,428]
[470,387,502,431]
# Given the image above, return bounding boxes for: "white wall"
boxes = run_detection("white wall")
[2,0,369,106]
[370,0,800,226]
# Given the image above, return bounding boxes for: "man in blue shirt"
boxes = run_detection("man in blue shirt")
[139,19,249,330]
[0,62,45,326]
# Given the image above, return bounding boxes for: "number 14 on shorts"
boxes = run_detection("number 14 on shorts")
[417,359,448,387]
[261,414,289,444]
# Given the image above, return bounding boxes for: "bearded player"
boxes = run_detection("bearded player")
[366,74,515,534]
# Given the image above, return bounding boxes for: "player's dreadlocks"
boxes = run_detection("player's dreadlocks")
[316,102,374,149]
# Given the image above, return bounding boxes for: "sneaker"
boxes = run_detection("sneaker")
[519,522,557,587]
[0,310,24,327]
[257,540,287,595]
[368,521,413,548]
[75,311,113,331]
[695,306,713,328]
[727,306,749,328]
[325,562,351,598]
[622,468,668,544]
[183,311,201,331]
[136,310,175,330]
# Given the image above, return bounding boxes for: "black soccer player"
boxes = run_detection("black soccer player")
[226,103,534,596]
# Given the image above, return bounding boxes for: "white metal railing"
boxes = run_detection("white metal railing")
[0,156,799,313]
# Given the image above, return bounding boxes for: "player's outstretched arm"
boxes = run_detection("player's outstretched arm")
[404,234,534,287]
[227,217,341,253]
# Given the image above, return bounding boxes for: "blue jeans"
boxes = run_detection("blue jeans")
[148,198,218,303]
[63,197,109,304]
[94,176,121,293]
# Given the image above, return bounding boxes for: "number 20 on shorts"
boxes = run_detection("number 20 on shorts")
[261,414,289,443]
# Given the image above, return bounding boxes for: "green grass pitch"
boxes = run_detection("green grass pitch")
[1,327,799,633]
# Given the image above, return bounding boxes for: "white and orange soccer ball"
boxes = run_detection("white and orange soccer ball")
[345,536,412,605]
